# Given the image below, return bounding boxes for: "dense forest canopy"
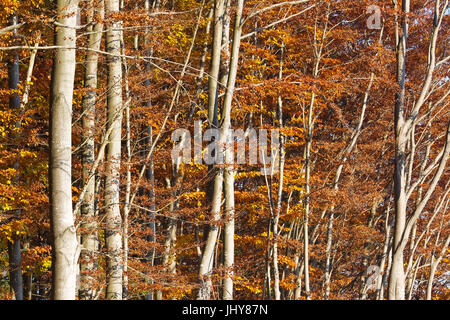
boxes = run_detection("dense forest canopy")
[0,0,448,300]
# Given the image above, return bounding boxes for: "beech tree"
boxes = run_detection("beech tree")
[104,0,123,300]
[49,0,80,300]
[389,0,449,300]
[79,0,104,300]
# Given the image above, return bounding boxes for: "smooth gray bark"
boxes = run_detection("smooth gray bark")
[389,0,448,300]
[198,0,226,300]
[272,43,285,301]
[207,0,225,126]
[7,12,23,301]
[79,0,104,300]
[50,0,80,300]
[222,0,244,300]
[104,0,123,300]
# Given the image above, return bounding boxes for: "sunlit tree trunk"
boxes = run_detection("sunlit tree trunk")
[303,93,313,300]
[389,0,409,299]
[198,174,223,300]
[222,0,243,300]
[389,0,448,300]
[104,0,123,300]
[79,0,104,300]
[219,0,231,89]
[272,43,285,301]
[207,0,225,126]
[50,0,80,300]
[198,0,226,300]
[156,174,179,300]
[141,0,158,300]
[121,29,132,300]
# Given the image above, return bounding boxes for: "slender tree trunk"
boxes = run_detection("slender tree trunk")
[7,12,23,301]
[121,29,132,300]
[144,126,157,300]
[272,43,285,301]
[323,208,334,299]
[157,174,179,300]
[223,161,235,300]
[376,202,392,300]
[155,179,178,301]
[79,0,104,300]
[142,0,158,300]
[222,0,243,300]
[198,0,226,300]
[389,0,410,300]
[50,0,80,300]
[303,93,314,300]
[198,173,223,300]
[207,0,225,126]
[404,220,417,297]
[219,0,231,89]
[104,0,123,300]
